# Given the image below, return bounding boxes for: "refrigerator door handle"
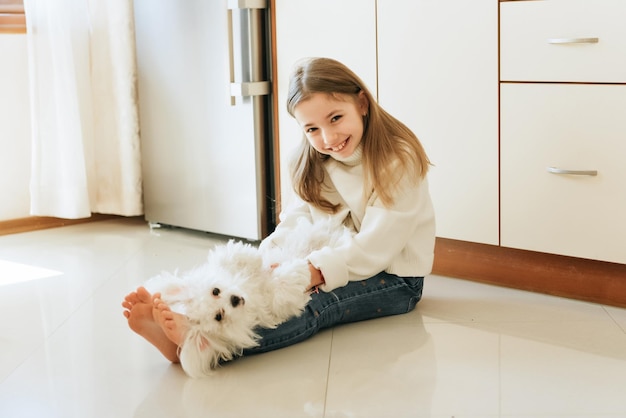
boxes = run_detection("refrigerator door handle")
[230,81,270,97]
[227,0,269,105]
[228,0,266,9]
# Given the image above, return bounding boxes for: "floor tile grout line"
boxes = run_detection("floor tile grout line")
[602,305,626,335]
[322,329,334,418]
[498,332,503,418]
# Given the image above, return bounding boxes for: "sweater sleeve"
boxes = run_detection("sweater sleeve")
[308,175,435,292]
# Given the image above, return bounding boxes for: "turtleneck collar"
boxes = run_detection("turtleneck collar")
[332,143,363,166]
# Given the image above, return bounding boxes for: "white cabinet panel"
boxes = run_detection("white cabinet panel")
[377,0,499,244]
[501,83,626,264]
[501,0,626,83]
[274,0,376,208]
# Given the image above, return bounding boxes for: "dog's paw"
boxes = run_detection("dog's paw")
[271,259,311,288]
[144,272,192,307]
[264,259,311,323]
[210,241,263,274]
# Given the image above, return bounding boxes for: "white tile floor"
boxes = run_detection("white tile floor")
[1,218,626,418]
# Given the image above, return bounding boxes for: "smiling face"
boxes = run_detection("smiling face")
[293,92,369,160]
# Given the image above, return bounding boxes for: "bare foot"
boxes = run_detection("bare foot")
[122,286,180,363]
[153,297,190,348]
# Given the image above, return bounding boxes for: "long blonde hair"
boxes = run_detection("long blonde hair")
[286,57,430,213]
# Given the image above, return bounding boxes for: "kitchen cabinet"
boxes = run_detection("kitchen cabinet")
[275,0,499,244]
[500,0,626,264]
[377,0,499,245]
[273,0,626,306]
[273,0,377,208]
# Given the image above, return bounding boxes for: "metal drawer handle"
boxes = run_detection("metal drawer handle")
[547,166,598,176]
[547,37,599,45]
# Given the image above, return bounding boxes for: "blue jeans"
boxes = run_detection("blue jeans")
[243,273,424,355]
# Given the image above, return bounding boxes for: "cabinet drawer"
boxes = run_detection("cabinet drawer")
[500,0,626,82]
[501,83,626,264]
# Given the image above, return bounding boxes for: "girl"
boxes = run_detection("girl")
[122,57,435,361]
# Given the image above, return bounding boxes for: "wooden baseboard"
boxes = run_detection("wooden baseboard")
[432,237,626,308]
[3,216,623,307]
[0,214,124,236]
[0,6,26,34]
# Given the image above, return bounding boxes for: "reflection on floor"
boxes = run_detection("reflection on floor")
[1,218,626,418]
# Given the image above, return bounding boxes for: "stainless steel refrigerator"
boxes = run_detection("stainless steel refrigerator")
[133,0,275,241]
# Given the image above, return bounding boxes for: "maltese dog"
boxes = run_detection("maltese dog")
[143,217,352,378]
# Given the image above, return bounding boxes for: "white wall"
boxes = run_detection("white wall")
[0,34,32,221]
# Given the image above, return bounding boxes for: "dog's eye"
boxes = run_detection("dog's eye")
[215,312,223,322]
[231,295,243,307]
[212,288,220,296]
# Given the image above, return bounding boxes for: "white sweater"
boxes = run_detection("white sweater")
[264,153,436,292]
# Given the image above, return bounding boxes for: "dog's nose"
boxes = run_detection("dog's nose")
[215,308,225,322]
[231,295,244,307]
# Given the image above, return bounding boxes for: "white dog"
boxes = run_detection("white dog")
[143,217,352,378]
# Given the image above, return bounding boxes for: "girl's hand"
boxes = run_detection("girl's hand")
[308,262,325,292]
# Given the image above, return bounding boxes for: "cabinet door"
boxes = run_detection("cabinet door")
[501,83,626,264]
[274,0,376,208]
[377,0,499,245]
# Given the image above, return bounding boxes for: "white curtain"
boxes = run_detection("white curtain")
[24,0,143,219]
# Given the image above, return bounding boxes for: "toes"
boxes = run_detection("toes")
[160,309,175,320]
[136,286,153,303]
[162,317,176,330]
[123,292,139,305]
[154,298,171,312]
